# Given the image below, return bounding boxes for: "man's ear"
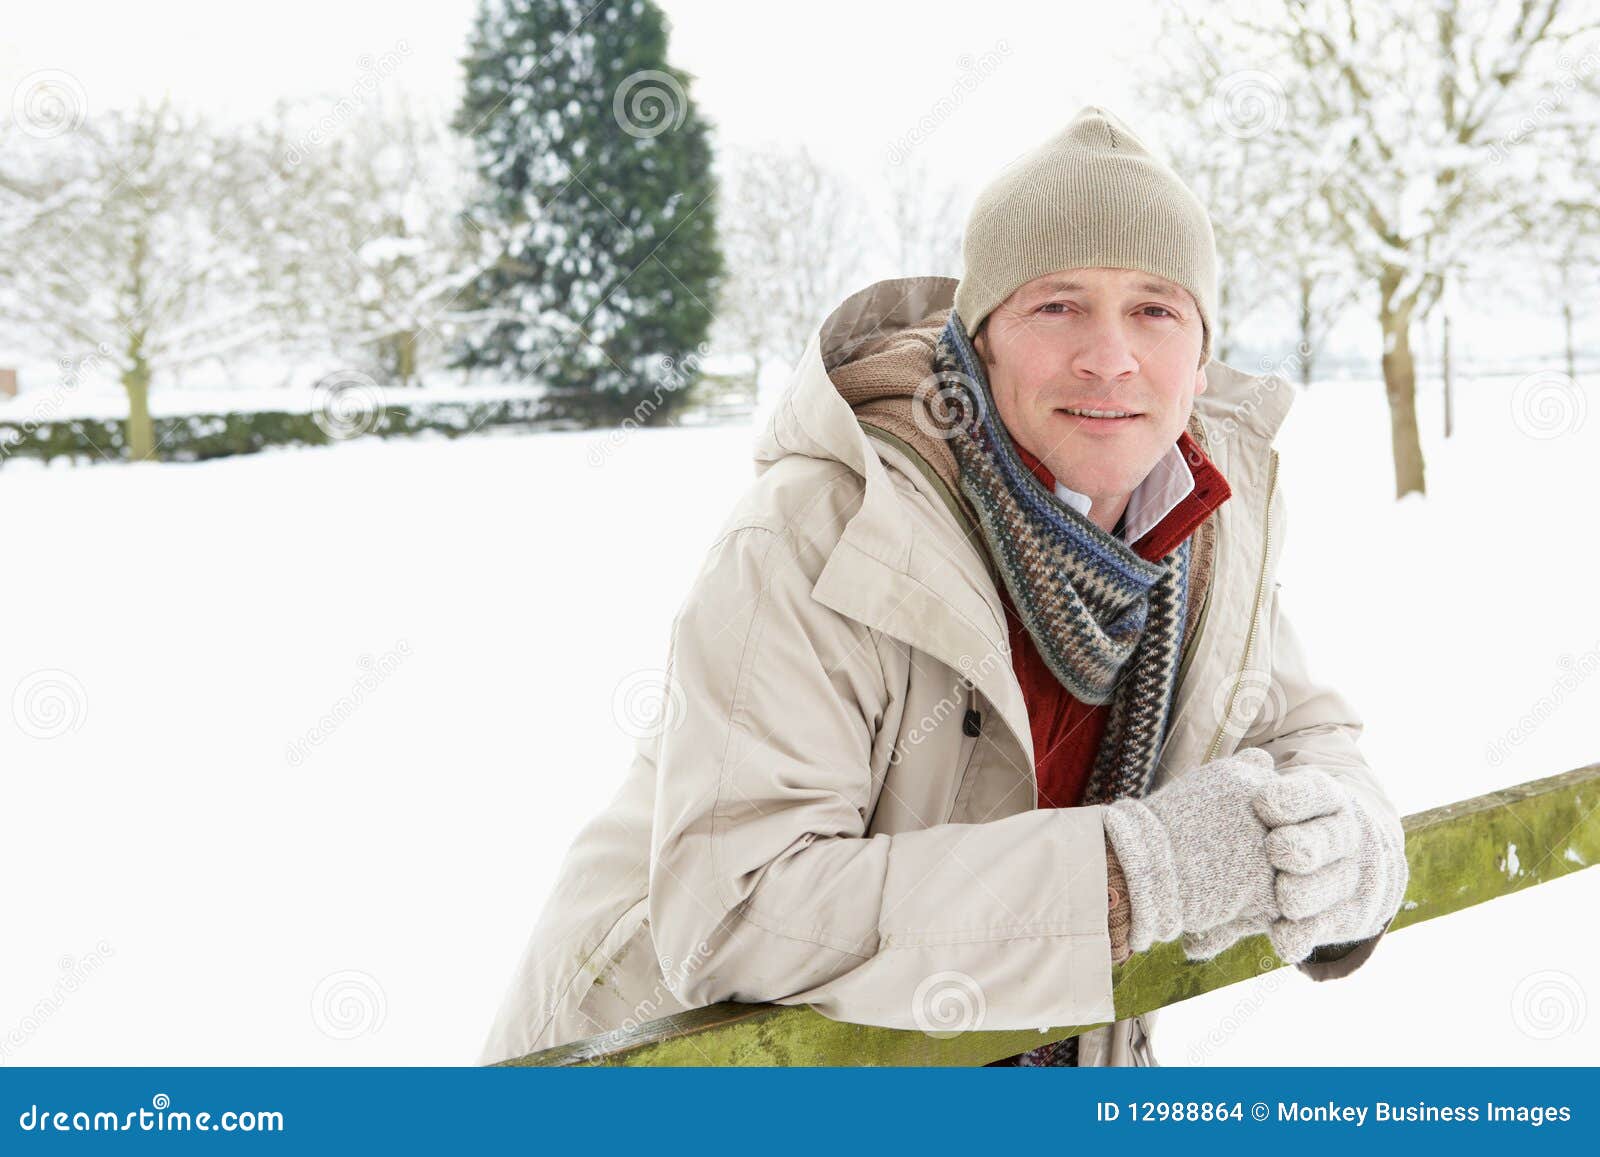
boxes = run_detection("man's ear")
[1194,364,1208,396]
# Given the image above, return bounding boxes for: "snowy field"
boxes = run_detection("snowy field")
[1,365,1596,1066]
[0,379,547,423]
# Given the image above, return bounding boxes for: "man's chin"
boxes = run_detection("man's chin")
[1045,441,1162,497]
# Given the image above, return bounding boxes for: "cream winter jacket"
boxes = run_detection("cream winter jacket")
[480,276,1401,1067]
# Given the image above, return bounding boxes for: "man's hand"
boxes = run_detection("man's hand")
[1253,768,1410,964]
[1103,747,1280,959]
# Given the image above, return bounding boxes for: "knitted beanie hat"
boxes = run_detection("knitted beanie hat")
[953,105,1218,366]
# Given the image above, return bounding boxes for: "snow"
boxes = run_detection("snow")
[1,364,1596,1066]
[1156,365,1600,1066]
[0,380,547,424]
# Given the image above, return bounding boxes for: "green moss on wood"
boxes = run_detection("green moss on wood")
[501,762,1600,1067]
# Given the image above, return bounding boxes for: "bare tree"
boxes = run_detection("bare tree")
[1142,44,1361,383]
[1542,231,1600,384]
[249,95,499,387]
[713,144,874,394]
[1149,112,1284,364]
[0,98,266,460]
[1158,0,1600,497]
[1513,117,1600,384]
[878,155,966,279]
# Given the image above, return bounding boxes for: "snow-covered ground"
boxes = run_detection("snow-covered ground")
[0,378,548,424]
[1,364,1595,1066]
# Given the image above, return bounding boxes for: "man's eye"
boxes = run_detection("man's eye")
[1039,302,1068,314]
[1141,305,1176,318]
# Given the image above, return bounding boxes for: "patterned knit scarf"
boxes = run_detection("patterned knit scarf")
[930,309,1192,811]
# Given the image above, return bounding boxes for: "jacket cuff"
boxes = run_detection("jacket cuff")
[1295,928,1387,981]
[1102,801,1181,953]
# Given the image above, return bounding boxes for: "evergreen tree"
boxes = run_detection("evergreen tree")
[454,0,722,425]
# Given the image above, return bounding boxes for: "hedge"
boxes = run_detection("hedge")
[0,396,567,467]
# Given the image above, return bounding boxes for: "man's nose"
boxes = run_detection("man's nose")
[1071,314,1140,383]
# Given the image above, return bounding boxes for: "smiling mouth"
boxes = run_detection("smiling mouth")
[1059,406,1141,420]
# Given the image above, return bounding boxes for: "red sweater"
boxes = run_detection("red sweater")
[999,433,1232,809]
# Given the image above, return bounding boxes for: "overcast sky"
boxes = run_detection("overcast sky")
[0,0,1167,192]
[4,1,1586,366]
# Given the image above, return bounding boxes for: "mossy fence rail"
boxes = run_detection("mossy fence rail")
[500,761,1599,1067]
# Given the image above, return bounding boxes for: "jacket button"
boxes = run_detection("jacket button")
[963,708,982,738]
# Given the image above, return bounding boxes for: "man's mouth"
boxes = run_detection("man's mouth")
[1059,406,1141,421]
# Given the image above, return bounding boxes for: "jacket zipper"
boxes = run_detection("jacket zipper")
[1203,448,1279,764]
[1171,412,1217,694]
[1173,557,1212,694]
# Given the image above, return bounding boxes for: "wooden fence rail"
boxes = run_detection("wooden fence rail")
[501,761,1600,1067]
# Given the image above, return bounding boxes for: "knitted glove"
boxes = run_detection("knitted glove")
[1253,767,1410,964]
[1102,747,1279,960]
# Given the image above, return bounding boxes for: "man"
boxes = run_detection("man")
[480,106,1409,1067]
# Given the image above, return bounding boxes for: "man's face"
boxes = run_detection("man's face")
[973,266,1207,503]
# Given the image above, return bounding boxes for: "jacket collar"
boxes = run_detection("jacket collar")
[1010,427,1233,563]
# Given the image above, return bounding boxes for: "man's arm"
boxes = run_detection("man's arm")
[648,523,1118,1031]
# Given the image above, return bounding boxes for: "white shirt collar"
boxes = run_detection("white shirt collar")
[1052,440,1195,545]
